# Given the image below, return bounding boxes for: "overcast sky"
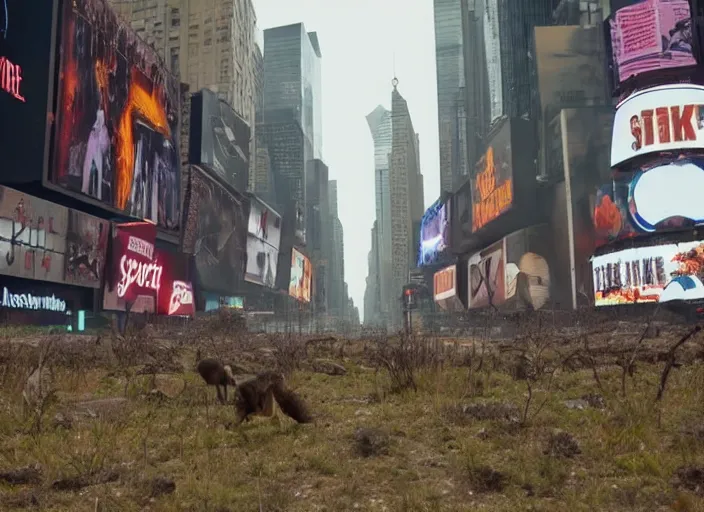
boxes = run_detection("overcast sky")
[255,0,440,321]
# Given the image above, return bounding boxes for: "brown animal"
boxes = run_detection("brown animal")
[235,371,312,424]
[196,358,237,404]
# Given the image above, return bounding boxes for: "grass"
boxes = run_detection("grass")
[2,326,704,510]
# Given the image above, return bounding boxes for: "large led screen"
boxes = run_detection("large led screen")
[0,185,108,288]
[611,84,704,167]
[289,248,312,303]
[471,121,513,233]
[468,241,504,309]
[594,157,704,247]
[417,199,450,266]
[52,0,181,231]
[434,264,463,311]
[190,88,251,193]
[593,239,704,305]
[182,166,247,295]
[608,0,695,86]
[244,196,281,288]
[0,0,59,183]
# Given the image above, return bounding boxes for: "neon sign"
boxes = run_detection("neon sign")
[1,287,66,312]
[168,280,193,315]
[0,56,24,102]
[472,147,513,232]
[116,255,163,298]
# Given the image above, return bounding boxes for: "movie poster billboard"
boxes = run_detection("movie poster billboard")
[608,0,695,86]
[0,0,59,184]
[468,241,504,309]
[189,89,251,194]
[0,185,108,288]
[289,248,312,303]
[52,0,181,231]
[593,238,704,306]
[244,196,281,288]
[182,166,247,295]
[611,84,704,168]
[418,198,450,266]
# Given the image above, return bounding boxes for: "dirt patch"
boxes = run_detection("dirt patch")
[0,464,42,485]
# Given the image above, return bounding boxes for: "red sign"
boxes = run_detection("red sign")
[165,280,195,316]
[111,222,159,302]
[153,250,194,317]
[0,56,24,102]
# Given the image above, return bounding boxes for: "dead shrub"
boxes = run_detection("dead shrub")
[367,333,442,392]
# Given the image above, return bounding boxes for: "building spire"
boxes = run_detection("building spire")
[392,77,399,89]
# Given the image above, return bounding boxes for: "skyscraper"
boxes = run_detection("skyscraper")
[434,0,469,193]
[328,180,346,321]
[389,79,424,328]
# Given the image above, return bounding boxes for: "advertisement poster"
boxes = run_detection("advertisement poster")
[418,199,450,266]
[468,241,505,309]
[534,25,607,114]
[594,157,704,247]
[289,248,312,303]
[190,89,251,194]
[0,185,108,288]
[609,0,695,85]
[434,264,463,311]
[593,239,704,305]
[182,166,247,295]
[244,196,281,288]
[472,121,513,232]
[611,84,704,167]
[504,226,553,311]
[52,0,181,231]
[110,221,159,303]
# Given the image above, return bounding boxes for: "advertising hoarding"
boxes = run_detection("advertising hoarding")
[52,0,181,231]
[534,25,607,114]
[0,0,59,183]
[608,0,695,85]
[0,185,108,288]
[610,84,704,167]
[418,198,450,267]
[182,166,247,295]
[471,121,513,232]
[289,248,312,303]
[244,196,281,288]
[593,238,704,306]
[109,221,159,303]
[189,88,251,193]
[468,241,504,309]
[433,264,463,311]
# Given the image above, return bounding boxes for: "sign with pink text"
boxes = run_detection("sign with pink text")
[110,221,160,303]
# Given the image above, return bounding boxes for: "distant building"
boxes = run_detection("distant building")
[328,180,346,318]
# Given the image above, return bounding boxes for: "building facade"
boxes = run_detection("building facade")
[328,180,346,319]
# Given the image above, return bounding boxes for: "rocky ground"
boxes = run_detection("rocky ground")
[2,313,704,511]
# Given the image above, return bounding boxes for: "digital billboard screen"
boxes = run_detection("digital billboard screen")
[594,157,704,247]
[593,238,704,306]
[0,185,109,288]
[471,121,513,233]
[433,264,463,311]
[182,166,247,295]
[611,84,704,168]
[244,196,281,288]
[189,88,251,194]
[468,241,504,309]
[289,248,312,303]
[608,0,695,86]
[0,0,59,184]
[417,198,450,266]
[51,0,181,231]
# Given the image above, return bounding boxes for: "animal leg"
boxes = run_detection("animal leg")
[216,385,225,404]
[261,387,274,417]
[223,384,228,403]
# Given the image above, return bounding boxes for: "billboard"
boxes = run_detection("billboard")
[534,25,607,114]
[418,198,450,266]
[471,121,513,232]
[0,0,59,183]
[52,0,181,231]
[182,166,247,295]
[468,241,504,309]
[611,84,704,167]
[289,248,312,303]
[608,0,695,86]
[593,238,704,306]
[244,196,281,288]
[189,89,251,193]
[109,222,159,303]
[0,185,108,288]
[433,264,463,311]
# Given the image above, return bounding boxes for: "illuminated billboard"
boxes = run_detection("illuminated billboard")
[182,166,247,295]
[611,84,704,168]
[418,198,450,267]
[607,0,695,86]
[468,241,504,309]
[52,0,181,231]
[0,185,108,288]
[0,0,59,184]
[595,157,704,247]
[433,264,463,311]
[244,196,281,288]
[189,88,251,193]
[289,248,312,303]
[593,238,704,306]
[534,25,607,114]
[471,121,513,233]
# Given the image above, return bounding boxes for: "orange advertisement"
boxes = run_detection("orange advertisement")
[433,265,457,301]
[472,144,513,232]
[289,248,312,303]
